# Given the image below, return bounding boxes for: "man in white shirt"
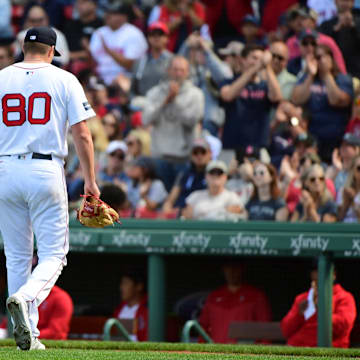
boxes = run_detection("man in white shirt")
[89,3,148,85]
[182,160,244,220]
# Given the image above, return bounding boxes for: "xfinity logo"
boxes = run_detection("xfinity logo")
[290,234,329,256]
[112,231,150,247]
[172,231,211,248]
[229,233,268,250]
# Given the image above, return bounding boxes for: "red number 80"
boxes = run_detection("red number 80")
[2,92,51,126]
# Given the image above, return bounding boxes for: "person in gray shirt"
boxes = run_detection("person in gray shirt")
[131,21,173,97]
[142,55,204,191]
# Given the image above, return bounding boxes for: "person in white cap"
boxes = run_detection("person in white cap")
[182,160,244,220]
[98,140,130,188]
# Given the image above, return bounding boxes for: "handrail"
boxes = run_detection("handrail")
[181,320,213,343]
[103,318,133,342]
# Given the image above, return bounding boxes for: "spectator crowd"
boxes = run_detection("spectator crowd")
[2,0,360,224]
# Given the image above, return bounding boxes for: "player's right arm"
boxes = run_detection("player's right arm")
[71,120,100,197]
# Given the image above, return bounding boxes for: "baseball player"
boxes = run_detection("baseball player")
[0,26,100,350]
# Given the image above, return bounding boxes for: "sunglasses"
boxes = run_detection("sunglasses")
[149,30,166,37]
[127,141,135,146]
[110,152,125,160]
[309,176,325,183]
[192,148,207,156]
[208,169,224,176]
[302,40,316,47]
[271,53,285,62]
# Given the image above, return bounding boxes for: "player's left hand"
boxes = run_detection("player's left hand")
[84,181,100,198]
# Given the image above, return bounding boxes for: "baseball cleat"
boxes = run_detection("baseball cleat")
[30,337,45,350]
[6,295,32,350]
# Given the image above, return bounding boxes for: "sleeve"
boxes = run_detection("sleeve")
[332,291,357,339]
[275,198,287,211]
[89,29,102,59]
[280,294,306,339]
[204,50,233,85]
[123,32,148,60]
[39,292,74,340]
[67,75,96,126]
[148,180,168,204]
[336,74,354,98]
[323,201,338,217]
[295,73,308,85]
[142,86,167,126]
[185,191,200,206]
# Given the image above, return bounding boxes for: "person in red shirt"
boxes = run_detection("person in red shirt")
[281,267,356,348]
[37,285,74,340]
[199,262,272,343]
[113,270,148,341]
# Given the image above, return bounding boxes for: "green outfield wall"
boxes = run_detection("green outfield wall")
[2,219,360,347]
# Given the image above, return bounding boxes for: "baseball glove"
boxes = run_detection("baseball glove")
[77,194,121,228]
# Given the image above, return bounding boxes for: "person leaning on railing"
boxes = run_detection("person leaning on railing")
[291,164,337,222]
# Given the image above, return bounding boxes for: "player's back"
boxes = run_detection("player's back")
[0,62,79,159]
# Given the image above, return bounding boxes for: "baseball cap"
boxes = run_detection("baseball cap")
[192,138,210,151]
[206,160,228,174]
[106,140,128,154]
[105,2,133,17]
[342,133,360,147]
[286,8,308,23]
[24,26,61,56]
[242,14,260,27]
[148,21,169,35]
[298,29,318,43]
[218,41,244,56]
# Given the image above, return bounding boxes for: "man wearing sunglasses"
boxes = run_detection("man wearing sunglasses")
[98,140,130,188]
[182,160,244,220]
[269,41,297,100]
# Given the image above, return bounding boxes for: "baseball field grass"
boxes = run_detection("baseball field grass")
[1,340,360,359]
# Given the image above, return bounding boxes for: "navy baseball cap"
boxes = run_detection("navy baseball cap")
[242,14,260,27]
[24,26,61,57]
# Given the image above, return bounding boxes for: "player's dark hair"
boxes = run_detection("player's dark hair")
[23,41,50,55]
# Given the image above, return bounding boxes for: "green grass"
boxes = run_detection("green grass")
[0,340,360,359]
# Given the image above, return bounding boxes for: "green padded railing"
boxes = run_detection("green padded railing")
[103,318,133,342]
[181,320,213,343]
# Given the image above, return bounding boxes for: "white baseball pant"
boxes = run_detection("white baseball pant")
[0,153,69,337]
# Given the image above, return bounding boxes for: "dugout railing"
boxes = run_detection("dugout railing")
[2,219,360,347]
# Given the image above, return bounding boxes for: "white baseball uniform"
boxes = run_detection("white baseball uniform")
[0,62,95,337]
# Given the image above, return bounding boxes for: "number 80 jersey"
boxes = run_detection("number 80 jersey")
[0,62,96,159]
